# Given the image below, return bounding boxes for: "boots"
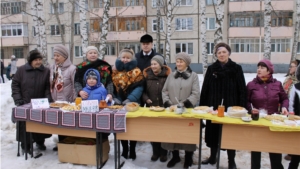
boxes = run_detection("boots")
[129,141,137,160]
[202,147,217,165]
[160,146,168,162]
[121,140,128,159]
[167,150,181,168]
[227,149,237,169]
[36,139,46,151]
[183,151,193,169]
[151,142,160,161]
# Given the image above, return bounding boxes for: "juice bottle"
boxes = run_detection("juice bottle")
[217,105,224,117]
[75,97,82,105]
[99,100,107,109]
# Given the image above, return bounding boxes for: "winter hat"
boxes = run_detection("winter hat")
[86,46,99,55]
[175,52,191,66]
[140,34,153,43]
[27,50,43,64]
[258,59,274,74]
[53,44,69,59]
[296,65,300,81]
[11,55,16,59]
[151,55,164,67]
[86,69,98,80]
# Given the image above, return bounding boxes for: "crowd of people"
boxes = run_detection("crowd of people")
[10,34,300,169]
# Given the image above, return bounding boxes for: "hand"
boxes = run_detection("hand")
[113,98,122,105]
[106,94,113,102]
[15,100,24,106]
[79,90,88,99]
[281,107,288,115]
[146,99,152,104]
[122,99,130,105]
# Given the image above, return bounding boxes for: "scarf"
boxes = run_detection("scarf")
[258,74,271,83]
[52,64,64,92]
[174,67,191,79]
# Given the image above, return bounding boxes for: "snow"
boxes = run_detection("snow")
[0,74,291,169]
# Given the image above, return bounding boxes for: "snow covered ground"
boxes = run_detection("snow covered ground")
[0,74,292,169]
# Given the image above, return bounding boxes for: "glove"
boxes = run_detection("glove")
[122,99,131,105]
[15,100,24,106]
[113,98,122,105]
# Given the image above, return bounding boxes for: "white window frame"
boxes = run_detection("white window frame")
[152,19,164,32]
[50,2,64,14]
[206,42,215,55]
[175,18,193,31]
[175,42,193,55]
[105,43,116,55]
[13,48,23,58]
[297,42,300,54]
[153,43,164,54]
[74,23,80,35]
[207,18,216,30]
[175,0,192,6]
[1,24,27,37]
[75,46,83,57]
[50,25,64,36]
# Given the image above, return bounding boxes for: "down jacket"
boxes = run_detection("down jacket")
[82,69,107,102]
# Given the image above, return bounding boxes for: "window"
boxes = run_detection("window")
[1,2,26,15]
[75,0,88,12]
[297,42,300,54]
[13,48,23,58]
[152,0,163,7]
[206,42,215,54]
[175,0,192,6]
[90,19,102,32]
[1,49,4,59]
[50,2,64,14]
[271,39,291,53]
[175,43,193,54]
[74,23,80,35]
[118,17,146,31]
[119,42,140,53]
[152,19,163,32]
[271,12,293,27]
[207,18,216,30]
[33,26,37,36]
[230,39,262,53]
[230,12,257,27]
[105,43,116,55]
[175,18,193,31]
[206,0,217,5]
[51,47,54,59]
[1,24,27,37]
[50,25,65,35]
[154,43,164,54]
[75,46,83,57]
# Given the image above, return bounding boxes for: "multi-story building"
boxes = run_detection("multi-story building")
[1,0,299,72]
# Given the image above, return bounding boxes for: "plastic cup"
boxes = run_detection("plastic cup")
[251,109,259,121]
[217,105,224,117]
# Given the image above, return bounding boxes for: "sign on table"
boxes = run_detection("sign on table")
[81,100,99,113]
[31,98,50,109]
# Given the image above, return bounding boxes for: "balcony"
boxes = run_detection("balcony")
[229,0,294,12]
[228,27,293,38]
[1,14,28,24]
[89,31,146,42]
[1,37,29,46]
[90,6,146,18]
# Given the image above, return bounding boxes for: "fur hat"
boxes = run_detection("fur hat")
[27,50,43,64]
[175,52,191,66]
[53,45,69,59]
[258,59,274,74]
[86,46,99,55]
[140,34,153,43]
[151,55,164,67]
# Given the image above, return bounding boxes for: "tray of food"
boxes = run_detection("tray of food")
[227,106,247,118]
[149,106,165,112]
[60,104,81,112]
[106,105,124,110]
[193,106,213,114]
[125,102,139,112]
[50,102,70,108]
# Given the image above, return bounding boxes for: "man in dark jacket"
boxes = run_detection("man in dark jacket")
[11,50,52,152]
[0,59,4,83]
[135,34,165,72]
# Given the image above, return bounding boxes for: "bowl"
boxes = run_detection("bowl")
[125,102,139,112]
[241,117,252,122]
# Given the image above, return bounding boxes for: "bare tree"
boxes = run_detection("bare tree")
[200,0,208,76]
[156,1,161,54]
[291,0,300,61]
[165,0,173,64]
[99,0,110,60]
[79,0,88,58]
[69,0,75,61]
[50,0,66,45]
[213,0,225,62]
[263,0,272,60]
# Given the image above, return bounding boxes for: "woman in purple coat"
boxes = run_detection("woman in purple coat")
[247,59,288,169]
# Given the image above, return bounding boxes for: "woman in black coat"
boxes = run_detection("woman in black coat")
[199,42,247,169]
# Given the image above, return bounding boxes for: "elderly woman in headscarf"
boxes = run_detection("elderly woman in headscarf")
[161,52,200,169]
[247,59,288,169]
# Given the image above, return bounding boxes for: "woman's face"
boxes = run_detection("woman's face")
[151,60,161,73]
[86,50,98,62]
[176,59,187,71]
[257,65,270,78]
[216,47,230,64]
[120,52,133,64]
[53,53,66,64]
[289,63,297,75]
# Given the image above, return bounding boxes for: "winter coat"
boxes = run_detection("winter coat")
[6,64,11,79]
[283,74,299,97]
[161,66,200,151]
[50,58,76,102]
[135,49,163,72]
[289,83,300,115]
[0,61,4,75]
[11,58,17,74]
[112,59,144,103]
[247,76,289,114]
[142,65,171,107]
[82,69,107,102]
[200,59,247,148]
[75,59,113,95]
[11,63,52,143]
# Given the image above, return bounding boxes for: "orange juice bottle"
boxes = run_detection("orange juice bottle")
[75,97,82,105]
[217,105,225,117]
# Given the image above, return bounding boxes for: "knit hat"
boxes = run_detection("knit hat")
[140,34,153,43]
[175,52,191,66]
[86,69,98,80]
[86,46,99,55]
[151,55,164,67]
[27,50,43,64]
[296,65,300,81]
[53,45,69,59]
[258,59,274,74]
[11,55,16,59]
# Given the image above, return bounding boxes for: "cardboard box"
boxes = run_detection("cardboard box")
[57,140,109,165]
